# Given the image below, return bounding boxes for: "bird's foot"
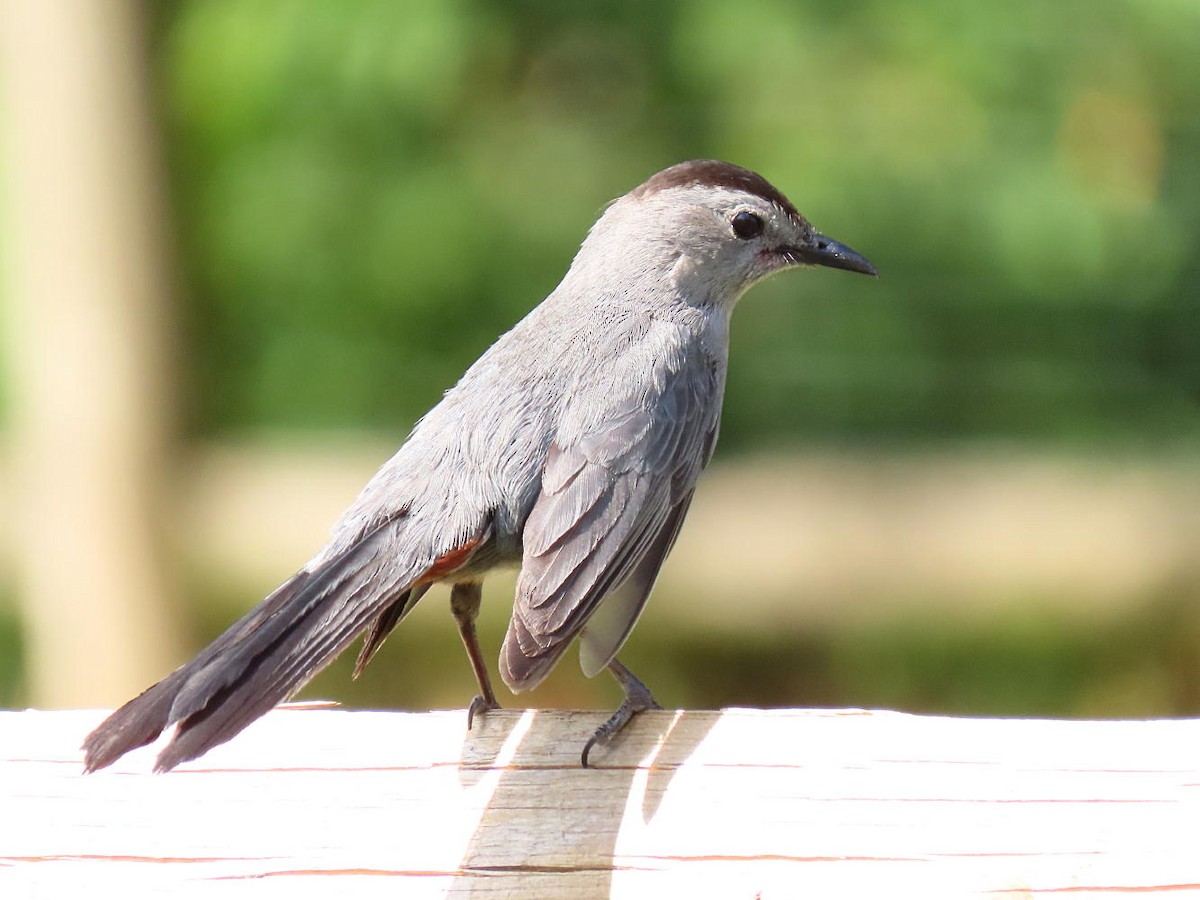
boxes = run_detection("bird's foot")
[466,694,501,730]
[581,672,661,768]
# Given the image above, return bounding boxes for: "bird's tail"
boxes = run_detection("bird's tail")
[83,515,423,773]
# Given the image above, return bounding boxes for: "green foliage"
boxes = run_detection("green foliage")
[154,0,1200,446]
[0,600,23,707]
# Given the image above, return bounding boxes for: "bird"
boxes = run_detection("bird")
[82,159,876,773]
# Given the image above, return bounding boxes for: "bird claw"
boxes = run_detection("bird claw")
[466,694,500,730]
[580,682,662,768]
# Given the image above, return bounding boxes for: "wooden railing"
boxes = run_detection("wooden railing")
[4,706,1199,897]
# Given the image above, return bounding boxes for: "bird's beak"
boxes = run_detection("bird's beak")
[789,232,877,277]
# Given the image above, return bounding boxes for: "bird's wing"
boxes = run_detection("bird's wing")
[576,489,694,677]
[500,357,721,691]
[353,583,431,678]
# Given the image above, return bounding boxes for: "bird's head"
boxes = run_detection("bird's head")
[583,160,876,309]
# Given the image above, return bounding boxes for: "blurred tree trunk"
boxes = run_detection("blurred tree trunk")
[0,0,185,705]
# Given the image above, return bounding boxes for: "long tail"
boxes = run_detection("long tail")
[83,514,422,773]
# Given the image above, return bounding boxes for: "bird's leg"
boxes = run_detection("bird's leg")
[450,581,500,728]
[581,658,662,768]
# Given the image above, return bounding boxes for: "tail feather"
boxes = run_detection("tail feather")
[83,515,420,772]
[79,666,196,774]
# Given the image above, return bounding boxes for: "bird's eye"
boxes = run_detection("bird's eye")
[730,210,764,239]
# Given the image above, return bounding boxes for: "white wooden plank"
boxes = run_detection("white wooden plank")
[2,707,1200,898]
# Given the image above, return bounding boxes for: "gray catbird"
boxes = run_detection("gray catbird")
[82,160,875,773]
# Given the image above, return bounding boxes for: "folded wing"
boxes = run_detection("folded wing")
[500,355,721,691]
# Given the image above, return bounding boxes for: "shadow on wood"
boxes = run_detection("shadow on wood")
[450,707,712,896]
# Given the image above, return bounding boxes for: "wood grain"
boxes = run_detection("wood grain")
[3,706,1200,898]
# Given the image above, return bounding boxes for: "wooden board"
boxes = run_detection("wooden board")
[3,706,1200,898]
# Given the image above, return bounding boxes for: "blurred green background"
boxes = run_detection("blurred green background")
[1,0,1198,721]
[165,0,1199,446]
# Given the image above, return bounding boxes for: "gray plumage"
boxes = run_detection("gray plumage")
[83,160,875,773]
